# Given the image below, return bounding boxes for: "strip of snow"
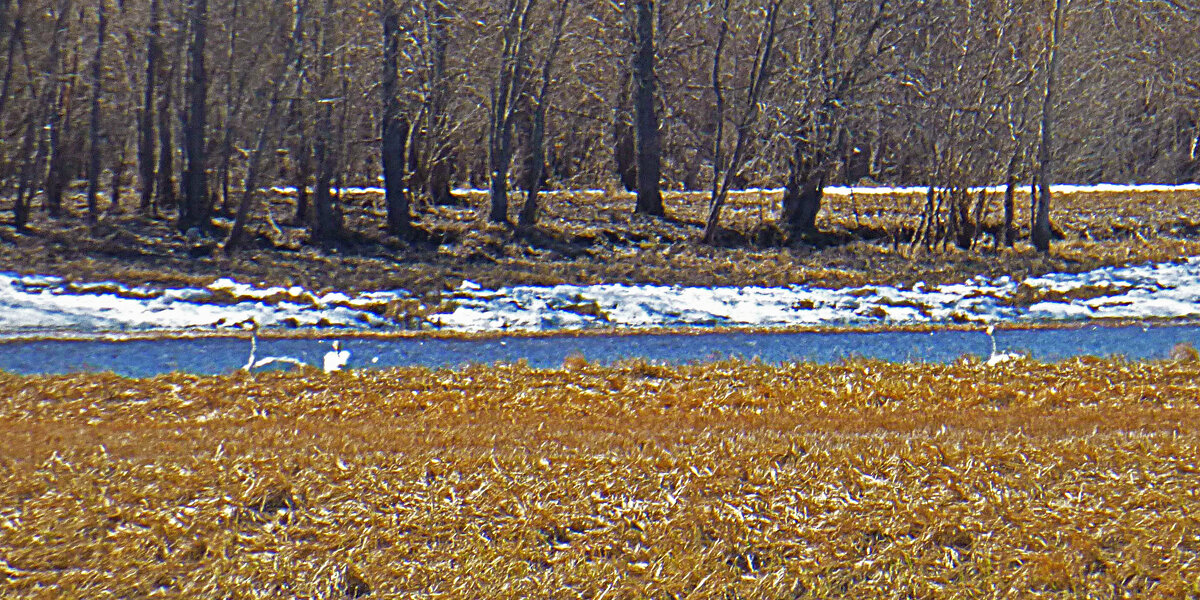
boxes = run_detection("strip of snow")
[431,258,1200,331]
[0,274,403,332]
[4,257,1200,334]
[822,183,1200,196]
[268,183,1200,199]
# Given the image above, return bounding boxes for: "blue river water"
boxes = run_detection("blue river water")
[1,324,1197,377]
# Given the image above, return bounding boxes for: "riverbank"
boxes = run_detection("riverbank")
[5,253,1200,335]
[3,358,1198,597]
[2,186,1199,297]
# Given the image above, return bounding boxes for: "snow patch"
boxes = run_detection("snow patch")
[4,256,1200,334]
[270,183,1200,200]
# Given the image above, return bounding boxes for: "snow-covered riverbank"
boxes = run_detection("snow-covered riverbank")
[435,258,1200,331]
[4,257,1200,334]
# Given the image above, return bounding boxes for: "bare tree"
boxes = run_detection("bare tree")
[309,0,343,242]
[779,0,891,236]
[1033,0,1067,253]
[179,0,210,233]
[486,0,537,224]
[42,0,76,220]
[611,3,637,192]
[137,0,161,213]
[155,59,178,214]
[85,0,108,223]
[13,1,71,231]
[702,0,781,244]
[225,0,301,252]
[380,0,412,237]
[421,0,455,205]
[517,0,571,229]
[632,0,662,216]
[214,0,250,215]
[0,0,22,189]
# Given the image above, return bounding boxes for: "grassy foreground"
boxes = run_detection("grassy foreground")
[2,188,1200,295]
[3,357,1200,598]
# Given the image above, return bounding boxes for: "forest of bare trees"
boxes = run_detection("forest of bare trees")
[0,0,1197,251]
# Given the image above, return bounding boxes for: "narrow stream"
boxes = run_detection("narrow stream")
[2,323,1197,377]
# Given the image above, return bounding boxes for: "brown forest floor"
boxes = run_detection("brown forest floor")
[2,186,1200,294]
[2,357,1200,597]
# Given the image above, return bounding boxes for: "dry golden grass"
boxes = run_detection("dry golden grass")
[3,357,1200,597]
[1,187,1199,296]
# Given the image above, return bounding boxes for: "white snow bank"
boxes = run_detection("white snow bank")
[4,257,1200,334]
[432,258,1200,331]
[0,274,404,332]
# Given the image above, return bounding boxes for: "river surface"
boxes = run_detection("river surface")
[2,324,1197,377]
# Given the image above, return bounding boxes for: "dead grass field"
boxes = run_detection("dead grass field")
[3,357,1200,598]
[2,187,1199,295]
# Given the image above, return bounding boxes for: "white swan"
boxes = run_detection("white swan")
[985,325,1023,366]
[323,341,350,373]
[241,320,307,372]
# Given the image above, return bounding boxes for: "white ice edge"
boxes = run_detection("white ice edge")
[4,257,1200,334]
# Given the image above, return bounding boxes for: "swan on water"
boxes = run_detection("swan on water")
[984,325,1023,366]
[323,341,350,373]
[241,319,307,372]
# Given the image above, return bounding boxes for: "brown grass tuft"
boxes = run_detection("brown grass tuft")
[1170,342,1200,363]
[562,350,589,371]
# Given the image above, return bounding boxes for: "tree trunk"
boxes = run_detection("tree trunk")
[1029,175,1038,233]
[224,106,279,252]
[519,0,571,230]
[292,137,310,224]
[43,35,80,220]
[0,4,20,139]
[284,0,310,225]
[703,0,730,242]
[1033,0,1065,254]
[782,138,826,235]
[380,0,411,238]
[612,9,637,193]
[309,0,341,242]
[109,135,127,213]
[703,0,779,244]
[14,2,65,226]
[44,82,68,219]
[487,0,535,225]
[517,110,546,227]
[0,0,9,59]
[179,0,210,234]
[954,188,974,250]
[1001,149,1019,248]
[0,0,8,64]
[424,1,453,205]
[156,63,177,213]
[224,89,283,252]
[632,0,662,216]
[85,0,108,224]
[226,0,304,253]
[13,93,42,232]
[487,146,511,223]
[138,0,161,213]
[311,121,340,242]
[38,0,70,220]
[215,0,242,216]
[13,122,36,231]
